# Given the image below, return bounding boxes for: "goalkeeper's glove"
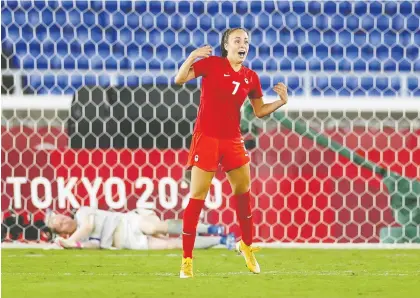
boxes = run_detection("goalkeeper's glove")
[55,237,82,249]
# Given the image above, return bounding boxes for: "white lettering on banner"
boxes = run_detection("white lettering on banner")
[5,176,223,210]
[104,177,126,209]
[182,196,189,209]
[81,177,102,208]
[57,177,80,209]
[31,177,53,209]
[159,177,178,209]
[135,177,155,209]
[205,179,222,209]
[5,177,27,209]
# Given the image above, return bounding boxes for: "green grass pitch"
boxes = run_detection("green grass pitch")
[2,249,419,298]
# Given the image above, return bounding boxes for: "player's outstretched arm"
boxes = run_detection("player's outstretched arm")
[55,237,100,249]
[67,214,94,242]
[250,82,288,118]
[174,45,212,85]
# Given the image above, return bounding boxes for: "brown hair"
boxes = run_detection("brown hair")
[220,28,249,58]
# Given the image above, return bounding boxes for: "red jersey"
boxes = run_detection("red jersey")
[192,56,263,139]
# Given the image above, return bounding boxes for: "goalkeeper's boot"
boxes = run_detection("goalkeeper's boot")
[180,257,193,278]
[236,240,261,274]
[219,232,236,250]
[207,225,225,235]
[225,233,236,250]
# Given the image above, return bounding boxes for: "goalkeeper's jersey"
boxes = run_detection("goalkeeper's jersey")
[74,207,122,249]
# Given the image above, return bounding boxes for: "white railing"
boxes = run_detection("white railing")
[3,95,420,112]
[2,69,420,111]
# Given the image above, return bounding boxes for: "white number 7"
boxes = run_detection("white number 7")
[232,81,240,95]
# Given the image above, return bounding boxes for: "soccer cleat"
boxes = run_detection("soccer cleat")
[236,240,261,274]
[225,233,236,250]
[179,257,193,278]
[207,224,225,235]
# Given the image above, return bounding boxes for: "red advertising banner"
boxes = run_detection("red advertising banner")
[2,126,419,242]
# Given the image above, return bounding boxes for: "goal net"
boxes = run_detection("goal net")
[2,1,420,246]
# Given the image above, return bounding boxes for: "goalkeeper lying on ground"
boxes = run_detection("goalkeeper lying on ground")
[45,206,235,250]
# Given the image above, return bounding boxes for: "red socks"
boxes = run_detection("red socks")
[182,198,205,258]
[182,192,253,258]
[234,191,253,246]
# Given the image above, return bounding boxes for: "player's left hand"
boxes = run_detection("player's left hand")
[55,237,78,249]
[273,82,288,104]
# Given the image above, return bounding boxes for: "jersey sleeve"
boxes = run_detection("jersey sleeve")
[192,56,217,77]
[75,207,95,228]
[248,72,264,99]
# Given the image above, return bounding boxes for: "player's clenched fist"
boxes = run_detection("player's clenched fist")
[189,45,212,60]
[273,82,288,104]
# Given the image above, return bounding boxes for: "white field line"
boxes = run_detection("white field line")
[5,253,188,258]
[2,270,420,277]
[3,242,420,250]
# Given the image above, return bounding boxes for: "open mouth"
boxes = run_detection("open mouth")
[238,51,246,58]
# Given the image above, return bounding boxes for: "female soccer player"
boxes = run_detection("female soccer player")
[174,28,288,278]
[45,207,235,250]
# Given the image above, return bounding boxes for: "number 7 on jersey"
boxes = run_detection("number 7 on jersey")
[232,81,240,95]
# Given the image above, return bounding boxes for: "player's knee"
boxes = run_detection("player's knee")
[190,185,211,200]
[189,191,207,200]
[231,182,250,195]
[232,187,250,196]
[140,224,159,235]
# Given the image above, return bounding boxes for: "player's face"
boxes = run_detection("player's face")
[226,30,249,63]
[51,214,77,235]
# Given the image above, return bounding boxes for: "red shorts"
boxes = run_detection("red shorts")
[186,132,250,172]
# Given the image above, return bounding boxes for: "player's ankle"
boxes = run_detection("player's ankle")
[183,253,193,259]
[242,239,252,246]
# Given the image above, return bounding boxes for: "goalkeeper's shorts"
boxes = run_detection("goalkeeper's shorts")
[186,131,250,172]
[118,212,149,250]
